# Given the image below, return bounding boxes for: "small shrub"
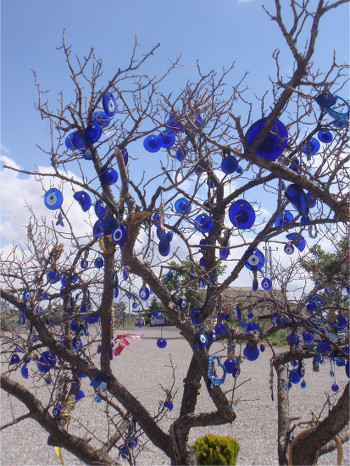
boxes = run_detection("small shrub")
[191,433,240,465]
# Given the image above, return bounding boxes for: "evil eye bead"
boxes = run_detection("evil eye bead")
[44,188,63,210]
[318,129,333,143]
[100,167,118,185]
[52,407,61,418]
[102,92,117,117]
[302,137,320,156]
[157,338,167,348]
[139,287,150,301]
[83,122,102,145]
[92,111,110,128]
[95,395,102,403]
[175,198,191,215]
[158,239,170,256]
[80,260,88,269]
[229,199,255,229]
[178,298,187,310]
[243,248,265,271]
[176,148,186,161]
[143,134,161,153]
[331,383,339,393]
[111,225,126,245]
[83,150,93,160]
[245,118,288,161]
[221,155,238,175]
[23,290,31,301]
[159,130,175,148]
[94,257,104,268]
[261,278,272,290]
[73,191,92,212]
[95,200,106,219]
[316,92,337,108]
[284,244,295,255]
[121,148,128,166]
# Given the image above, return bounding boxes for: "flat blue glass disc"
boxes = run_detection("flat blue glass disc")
[243,248,265,271]
[100,167,118,185]
[286,233,306,252]
[176,148,186,161]
[285,184,309,217]
[83,122,102,145]
[157,338,167,348]
[159,131,175,148]
[221,155,238,174]
[143,135,161,153]
[159,239,170,256]
[111,225,126,245]
[318,129,333,143]
[93,111,110,127]
[102,92,117,117]
[44,188,63,210]
[243,343,260,361]
[175,198,191,215]
[194,214,213,233]
[95,201,106,219]
[93,219,104,238]
[156,227,166,241]
[302,137,320,155]
[245,118,288,161]
[316,93,336,108]
[139,287,150,301]
[73,191,92,212]
[274,210,293,227]
[229,199,255,229]
[65,132,85,151]
[94,257,104,268]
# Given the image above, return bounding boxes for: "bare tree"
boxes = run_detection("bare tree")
[1,1,349,464]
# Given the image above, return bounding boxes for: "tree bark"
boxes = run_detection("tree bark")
[274,357,291,465]
[290,382,349,465]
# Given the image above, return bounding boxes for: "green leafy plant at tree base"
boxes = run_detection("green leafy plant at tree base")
[191,433,240,465]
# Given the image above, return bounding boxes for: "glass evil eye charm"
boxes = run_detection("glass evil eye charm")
[157,338,167,348]
[316,92,337,108]
[195,214,213,233]
[285,184,309,217]
[73,191,92,212]
[243,248,265,271]
[23,290,31,301]
[102,92,117,117]
[221,155,238,174]
[111,225,126,245]
[44,188,63,210]
[65,132,85,151]
[302,137,320,156]
[158,239,170,256]
[178,297,187,310]
[83,122,102,145]
[95,200,106,219]
[274,210,293,227]
[229,200,255,229]
[143,134,161,153]
[245,118,288,161]
[92,111,110,128]
[175,198,191,215]
[284,243,295,255]
[100,167,118,185]
[94,257,104,268]
[139,287,150,301]
[243,342,260,361]
[261,278,272,290]
[159,130,175,148]
[318,129,333,143]
[286,233,306,252]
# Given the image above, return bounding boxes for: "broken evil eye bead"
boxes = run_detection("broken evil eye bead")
[44,188,63,210]
[23,290,31,301]
[73,191,92,212]
[139,287,150,301]
[261,278,272,290]
[102,92,117,117]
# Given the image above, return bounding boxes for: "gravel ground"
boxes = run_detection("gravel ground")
[1,326,349,465]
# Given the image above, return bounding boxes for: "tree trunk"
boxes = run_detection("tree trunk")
[274,357,291,465]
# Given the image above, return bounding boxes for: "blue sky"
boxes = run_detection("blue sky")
[2,0,348,170]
